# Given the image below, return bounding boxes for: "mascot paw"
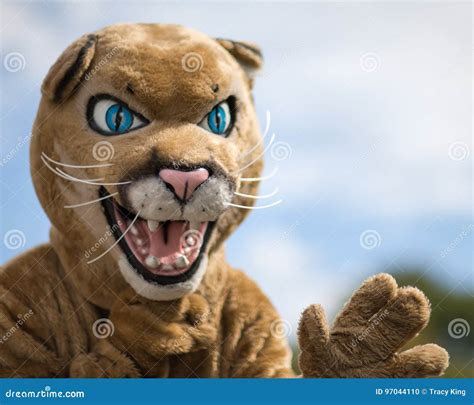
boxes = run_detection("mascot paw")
[298,273,449,378]
[69,341,141,378]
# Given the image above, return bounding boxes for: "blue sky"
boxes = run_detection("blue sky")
[1,1,472,334]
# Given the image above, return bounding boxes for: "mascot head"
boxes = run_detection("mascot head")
[30,23,265,307]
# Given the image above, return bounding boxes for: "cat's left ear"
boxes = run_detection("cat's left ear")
[216,38,263,87]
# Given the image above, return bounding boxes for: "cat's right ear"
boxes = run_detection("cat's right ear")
[42,34,97,103]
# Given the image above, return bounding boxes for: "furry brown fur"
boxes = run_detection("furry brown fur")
[0,23,448,377]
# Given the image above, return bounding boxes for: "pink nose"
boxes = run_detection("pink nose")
[159,168,210,201]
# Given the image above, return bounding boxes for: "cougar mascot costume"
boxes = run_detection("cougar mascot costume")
[0,24,448,378]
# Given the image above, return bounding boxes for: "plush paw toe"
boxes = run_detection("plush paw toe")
[393,344,449,377]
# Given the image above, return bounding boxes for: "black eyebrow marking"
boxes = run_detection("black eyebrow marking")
[126,83,135,94]
[53,34,97,103]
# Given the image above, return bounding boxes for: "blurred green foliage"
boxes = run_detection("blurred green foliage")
[290,269,473,378]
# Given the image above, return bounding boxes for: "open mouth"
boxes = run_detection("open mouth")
[99,187,214,285]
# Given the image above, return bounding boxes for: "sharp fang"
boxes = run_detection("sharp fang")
[145,255,160,268]
[175,255,189,269]
[147,220,159,232]
[189,221,200,230]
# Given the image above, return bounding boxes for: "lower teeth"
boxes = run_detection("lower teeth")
[175,255,189,269]
[143,253,190,271]
[145,255,160,268]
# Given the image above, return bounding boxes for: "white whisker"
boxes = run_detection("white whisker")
[87,210,141,264]
[41,151,113,168]
[240,166,279,182]
[239,110,271,160]
[225,200,283,210]
[42,156,131,187]
[64,192,119,209]
[55,167,131,186]
[234,188,279,200]
[55,167,104,182]
[234,133,276,175]
[41,155,102,183]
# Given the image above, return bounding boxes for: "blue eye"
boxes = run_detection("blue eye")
[208,105,227,134]
[199,101,232,136]
[105,104,133,133]
[88,96,149,136]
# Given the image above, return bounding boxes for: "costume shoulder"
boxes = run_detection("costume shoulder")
[0,244,91,376]
[1,244,60,303]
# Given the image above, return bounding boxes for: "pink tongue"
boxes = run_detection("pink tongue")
[132,220,187,263]
[148,222,185,258]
